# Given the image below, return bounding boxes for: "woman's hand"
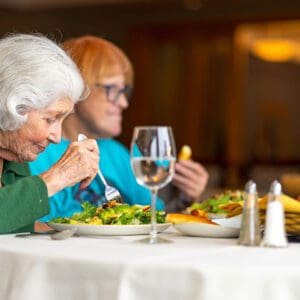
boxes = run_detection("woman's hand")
[34,221,52,232]
[40,139,99,196]
[172,160,209,203]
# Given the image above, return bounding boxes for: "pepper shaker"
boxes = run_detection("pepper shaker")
[238,180,261,246]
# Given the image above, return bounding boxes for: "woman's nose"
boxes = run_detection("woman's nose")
[48,125,62,144]
[117,93,129,109]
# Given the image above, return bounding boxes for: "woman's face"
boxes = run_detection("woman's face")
[10,98,73,162]
[75,74,129,138]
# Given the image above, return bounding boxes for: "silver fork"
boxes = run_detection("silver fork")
[15,228,77,240]
[77,134,123,204]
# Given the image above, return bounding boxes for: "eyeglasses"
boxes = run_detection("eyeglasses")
[95,83,133,104]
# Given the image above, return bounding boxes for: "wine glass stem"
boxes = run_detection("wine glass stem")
[150,187,158,244]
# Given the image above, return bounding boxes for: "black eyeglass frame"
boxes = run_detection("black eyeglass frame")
[95,83,133,104]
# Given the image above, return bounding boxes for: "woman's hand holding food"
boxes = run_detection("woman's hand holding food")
[40,139,99,196]
[172,145,209,203]
[173,160,209,202]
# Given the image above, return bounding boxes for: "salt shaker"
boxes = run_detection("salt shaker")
[238,180,261,246]
[262,180,288,248]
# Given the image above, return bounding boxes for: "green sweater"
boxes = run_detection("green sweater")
[0,160,49,234]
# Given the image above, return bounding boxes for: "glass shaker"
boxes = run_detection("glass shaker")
[238,180,261,246]
[262,180,288,248]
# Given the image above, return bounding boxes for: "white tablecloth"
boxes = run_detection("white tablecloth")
[0,228,299,300]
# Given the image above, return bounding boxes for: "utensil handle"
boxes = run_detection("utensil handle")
[77,133,87,142]
[77,133,107,186]
[97,169,108,186]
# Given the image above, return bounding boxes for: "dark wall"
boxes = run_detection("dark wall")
[1,0,300,43]
[1,1,300,188]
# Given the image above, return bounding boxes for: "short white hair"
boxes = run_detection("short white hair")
[0,33,86,131]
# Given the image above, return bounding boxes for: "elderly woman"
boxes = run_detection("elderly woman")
[30,35,208,221]
[0,34,99,234]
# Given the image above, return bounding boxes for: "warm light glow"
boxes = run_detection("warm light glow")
[251,39,295,62]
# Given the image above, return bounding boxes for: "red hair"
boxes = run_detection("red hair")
[62,35,133,87]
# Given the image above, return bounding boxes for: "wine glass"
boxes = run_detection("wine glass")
[130,126,176,244]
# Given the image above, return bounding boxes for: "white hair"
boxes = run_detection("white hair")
[0,33,86,131]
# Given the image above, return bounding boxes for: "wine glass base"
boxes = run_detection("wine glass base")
[136,236,173,244]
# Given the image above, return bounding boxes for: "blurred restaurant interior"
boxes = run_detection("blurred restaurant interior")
[1,0,300,196]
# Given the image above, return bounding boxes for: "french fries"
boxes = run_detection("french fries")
[166,213,218,225]
[178,145,192,161]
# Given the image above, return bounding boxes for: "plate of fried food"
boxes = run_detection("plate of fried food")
[179,189,300,236]
[258,193,300,235]
[166,209,240,238]
[166,190,245,238]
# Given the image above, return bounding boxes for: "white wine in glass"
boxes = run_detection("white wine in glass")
[130,126,176,244]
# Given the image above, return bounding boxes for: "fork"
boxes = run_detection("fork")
[15,228,77,240]
[77,134,123,204]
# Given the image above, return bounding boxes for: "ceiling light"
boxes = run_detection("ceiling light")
[251,39,295,63]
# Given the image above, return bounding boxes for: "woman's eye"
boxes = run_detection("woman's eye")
[45,118,56,124]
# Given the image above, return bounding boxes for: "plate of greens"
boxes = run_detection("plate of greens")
[48,222,171,236]
[186,190,244,218]
[48,202,170,236]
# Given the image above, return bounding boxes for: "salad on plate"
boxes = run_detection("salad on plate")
[51,201,166,225]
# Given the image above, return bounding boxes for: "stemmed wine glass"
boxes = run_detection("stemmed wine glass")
[130,126,176,244]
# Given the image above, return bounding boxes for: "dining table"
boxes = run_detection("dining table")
[0,227,300,300]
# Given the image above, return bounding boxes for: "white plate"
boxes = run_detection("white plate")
[173,223,240,238]
[48,222,171,236]
[212,215,242,229]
